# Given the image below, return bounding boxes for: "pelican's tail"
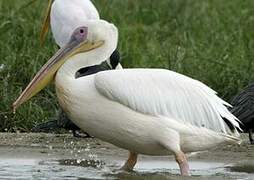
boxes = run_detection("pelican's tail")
[221,133,242,145]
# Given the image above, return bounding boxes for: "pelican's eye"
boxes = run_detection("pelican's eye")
[80,29,84,34]
[78,27,87,37]
[71,26,88,43]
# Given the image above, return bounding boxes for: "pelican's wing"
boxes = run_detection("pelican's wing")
[95,69,240,134]
[51,0,99,47]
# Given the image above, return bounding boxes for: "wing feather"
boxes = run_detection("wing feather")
[95,69,240,134]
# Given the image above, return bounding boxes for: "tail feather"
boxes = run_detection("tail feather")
[220,133,242,145]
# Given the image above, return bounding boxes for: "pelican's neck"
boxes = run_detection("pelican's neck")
[56,42,115,83]
[55,19,118,84]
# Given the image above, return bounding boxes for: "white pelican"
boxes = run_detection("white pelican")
[13,21,241,176]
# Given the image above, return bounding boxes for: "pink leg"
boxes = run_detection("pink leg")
[120,151,138,171]
[174,151,190,176]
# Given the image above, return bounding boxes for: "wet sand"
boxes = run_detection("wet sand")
[0,133,253,179]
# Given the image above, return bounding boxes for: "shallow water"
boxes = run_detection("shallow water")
[0,133,253,180]
[0,158,253,180]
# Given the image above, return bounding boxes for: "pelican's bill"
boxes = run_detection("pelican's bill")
[13,38,104,111]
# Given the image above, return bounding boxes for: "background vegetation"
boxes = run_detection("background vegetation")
[0,0,254,131]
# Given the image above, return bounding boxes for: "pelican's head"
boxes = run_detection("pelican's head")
[13,20,118,111]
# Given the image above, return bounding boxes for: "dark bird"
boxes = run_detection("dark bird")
[230,83,254,144]
[31,109,90,138]
[31,50,121,138]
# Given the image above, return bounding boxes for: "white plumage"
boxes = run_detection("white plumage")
[54,66,241,161]
[95,69,240,134]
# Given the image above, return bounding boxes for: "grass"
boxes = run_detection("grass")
[0,0,254,131]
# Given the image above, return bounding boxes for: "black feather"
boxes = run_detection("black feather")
[229,83,254,144]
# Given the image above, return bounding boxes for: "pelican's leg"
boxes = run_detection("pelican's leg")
[159,129,190,176]
[120,151,138,171]
[174,151,190,176]
[249,129,254,144]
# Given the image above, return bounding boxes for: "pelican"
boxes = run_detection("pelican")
[13,21,241,176]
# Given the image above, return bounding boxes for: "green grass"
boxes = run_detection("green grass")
[0,0,254,131]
